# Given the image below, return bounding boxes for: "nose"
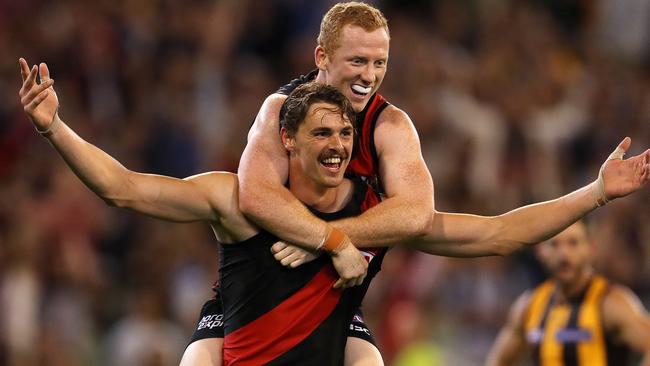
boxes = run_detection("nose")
[360,65,376,85]
[328,134,344,150]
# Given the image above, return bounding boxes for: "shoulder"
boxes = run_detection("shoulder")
[376,104,413,127]
[602,284,646,324]
[373,104,422,154]
[511,290,534,323]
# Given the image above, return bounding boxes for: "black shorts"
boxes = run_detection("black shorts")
[189,294,376,346]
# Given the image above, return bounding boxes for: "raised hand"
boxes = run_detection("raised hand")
[18,58,59,132]
[597,137,650,203]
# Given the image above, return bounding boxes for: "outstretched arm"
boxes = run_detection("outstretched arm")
[274,138,648,267]
[18,58,228,222]
[406,138,649,257]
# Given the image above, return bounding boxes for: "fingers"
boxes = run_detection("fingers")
[279,251,302,267]
[19,58,30,83]
[26,88,52,112]
[21,79,54,109]
[333,275,365,289]
[19,64,38,97]
[608,137,630,161]
[39,62,51,83]
[270,241,288,254]
[618,137,631,153]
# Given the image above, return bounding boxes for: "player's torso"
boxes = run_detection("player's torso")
[219,178,383,366]
[523,276,630,366]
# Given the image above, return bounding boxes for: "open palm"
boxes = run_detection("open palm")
[601,137,650,200]
[18,58,59,131]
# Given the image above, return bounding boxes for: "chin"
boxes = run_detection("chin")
[351,99,369,112]
[322,175,345,188]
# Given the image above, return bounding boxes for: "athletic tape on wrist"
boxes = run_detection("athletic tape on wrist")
[36,110,61,137]
[317,227,348,254]
[592,145,626,207]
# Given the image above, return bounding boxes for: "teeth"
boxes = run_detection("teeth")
[351,85,371,94]
[322,157,341,164]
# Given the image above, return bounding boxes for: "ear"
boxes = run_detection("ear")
[315,45,328,71]
[281,127,295,152]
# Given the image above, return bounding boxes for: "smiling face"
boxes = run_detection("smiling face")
[538,221,594,286]
[283,101,354,188]
[315,24,389,112]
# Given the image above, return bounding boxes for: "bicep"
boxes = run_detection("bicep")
[374,109,433,201]
[118,171,228,222]
[238,94,289,188]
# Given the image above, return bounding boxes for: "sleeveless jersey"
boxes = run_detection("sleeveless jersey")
[220,178,386,366]
[523,275,630,366]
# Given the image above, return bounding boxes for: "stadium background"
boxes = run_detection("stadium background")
[1,0,650,365]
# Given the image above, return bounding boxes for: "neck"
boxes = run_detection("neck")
[314,70,327,84]
[288,164,350,213]
[556,267,594,301]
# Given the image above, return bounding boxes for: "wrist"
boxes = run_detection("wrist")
[591,167,610,208]
[317,226,349,254]
[36,110,61,138]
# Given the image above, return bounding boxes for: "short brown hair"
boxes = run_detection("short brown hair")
[317,2,389,53]
[280,82,356,136]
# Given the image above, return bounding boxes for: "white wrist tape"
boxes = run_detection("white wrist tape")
[591,145,626,207]
[36,109,61,137]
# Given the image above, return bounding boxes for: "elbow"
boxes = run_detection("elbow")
[102,196,128,209]
[411,207,435,239]
[492,240,529,257]
[237,182,262,217]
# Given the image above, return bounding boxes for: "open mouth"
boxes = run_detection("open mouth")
[320,156,343,172]
[351,84,371,97]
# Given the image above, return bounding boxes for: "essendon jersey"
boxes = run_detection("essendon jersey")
[276,70,390,194]
[220,178,386,365]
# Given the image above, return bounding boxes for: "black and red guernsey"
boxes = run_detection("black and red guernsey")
[219,71,390,365]
[220,179,385,365]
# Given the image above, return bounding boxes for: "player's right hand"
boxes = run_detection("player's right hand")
[271,241,321,267]
[330,238,368,289]
[18,58,59,130]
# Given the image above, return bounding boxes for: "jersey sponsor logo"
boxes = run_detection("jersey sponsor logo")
[349,323,371,336]
[555,328,593,343]
[198,314,223,330]
[526,328,593,344]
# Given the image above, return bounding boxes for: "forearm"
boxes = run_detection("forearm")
[45,116,131,202]
[414,184,598,257]
[333,196,433,247]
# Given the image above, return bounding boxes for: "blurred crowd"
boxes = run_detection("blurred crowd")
[1,0,650,365]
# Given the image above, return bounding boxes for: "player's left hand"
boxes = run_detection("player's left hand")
[19,58,59,131]
[271,241,320,268]
[600,137,650,201]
